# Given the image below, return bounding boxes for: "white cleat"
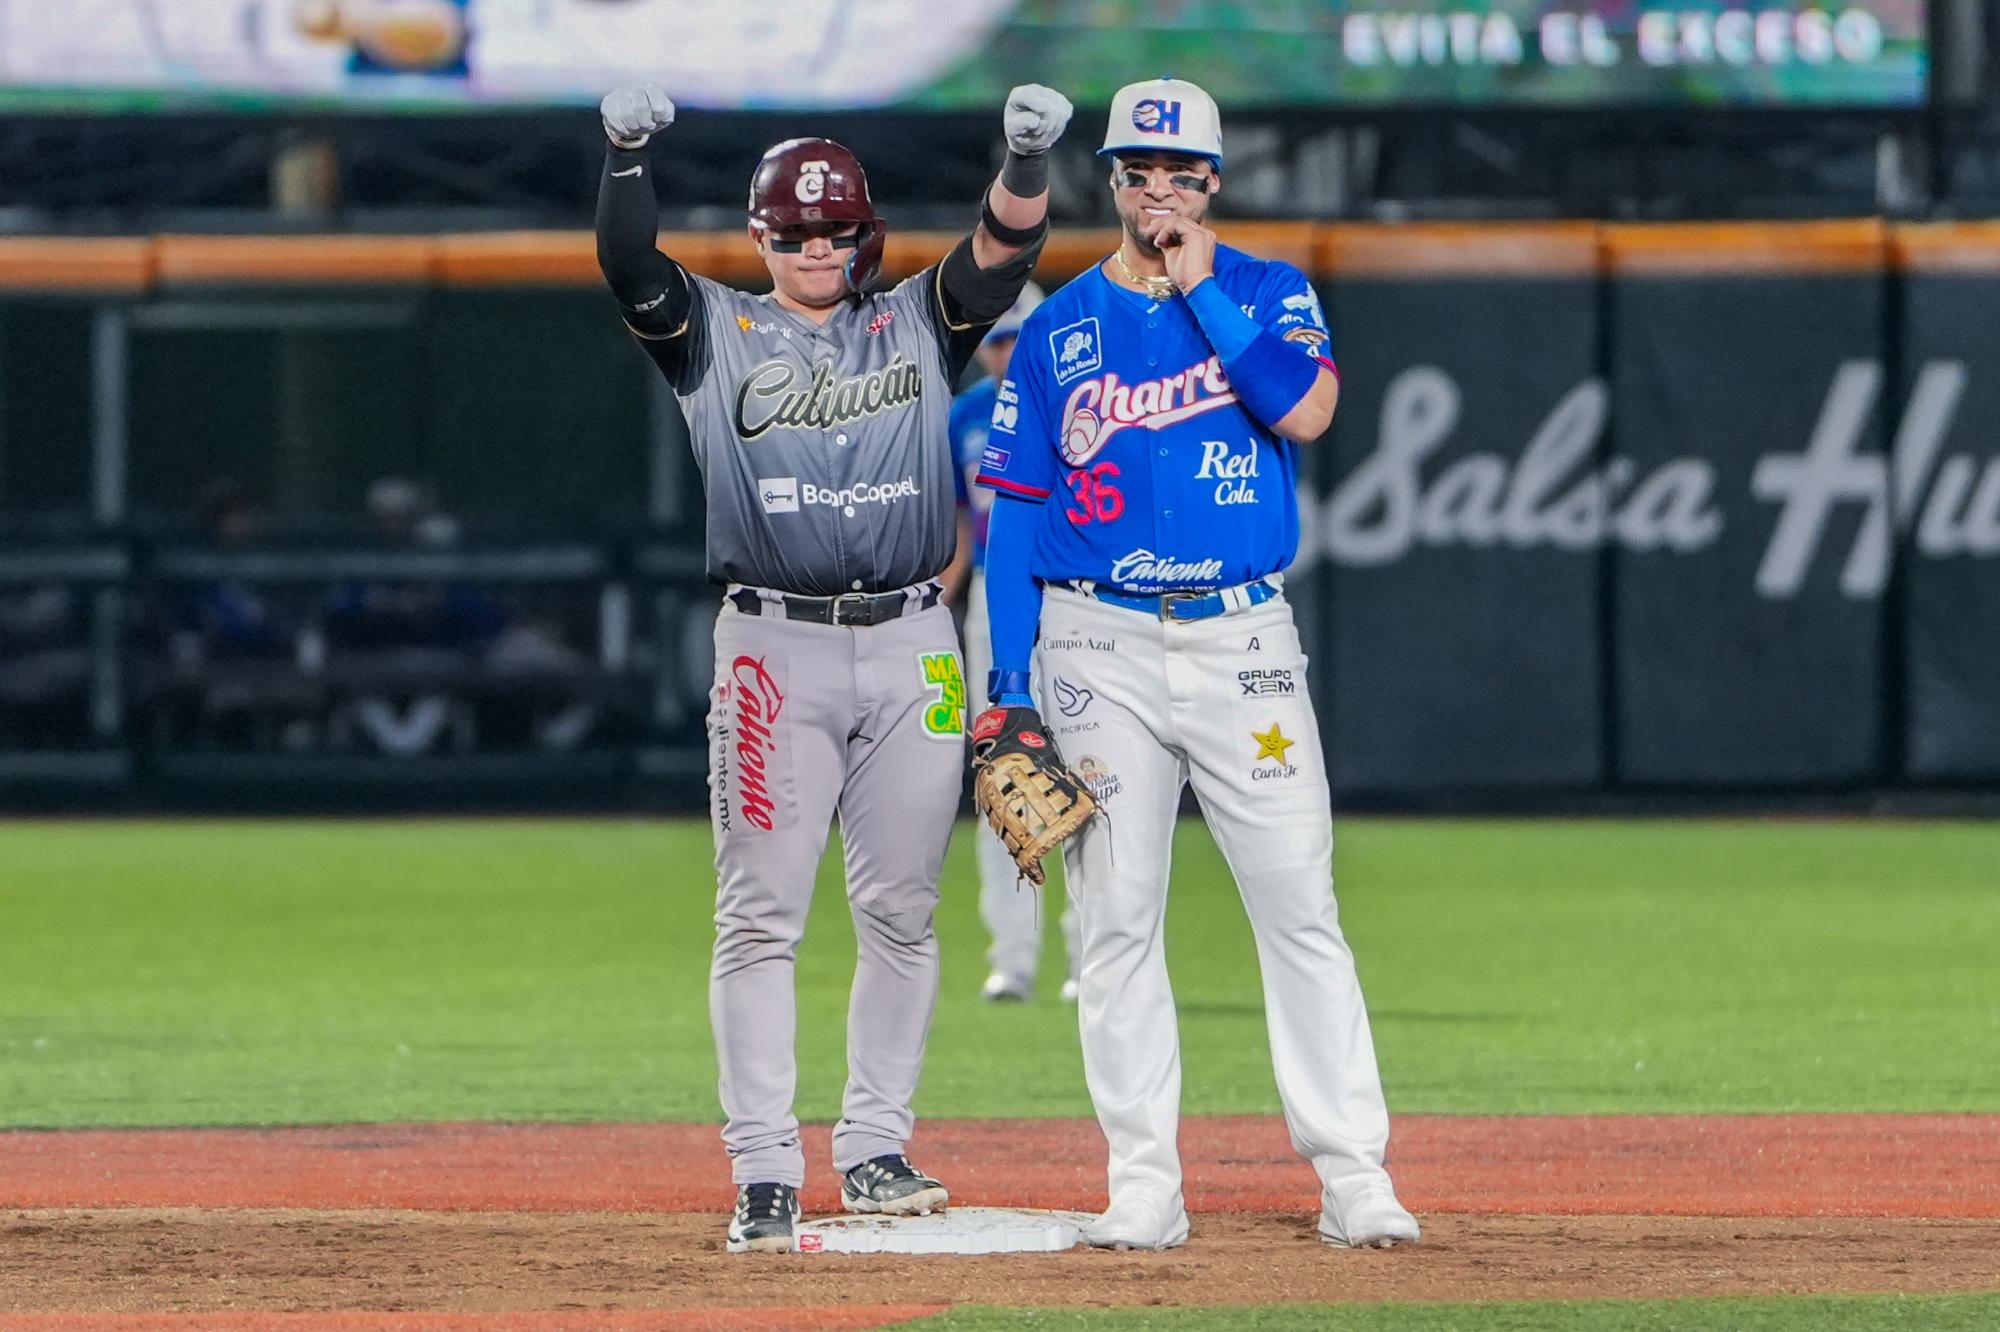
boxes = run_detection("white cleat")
[1084,1192,1191,1251]
[1319,1183,1420,1249]
[981,970,1033,1002]
[1059,977,1080,1003]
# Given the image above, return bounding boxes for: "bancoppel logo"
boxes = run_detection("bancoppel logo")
[1239,668,1296,697]
[1110,548,1225,589]
[1050,318,1102,386]
[1052,676,1093,717]
[795,160,830,203]
[1132,98,1182,134]
[981,445,1012,471]
[760,477,800,514]
[802,476,922,516]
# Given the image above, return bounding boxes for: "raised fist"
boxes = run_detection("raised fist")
[1003,84,1073,156]
[601,85,676,149]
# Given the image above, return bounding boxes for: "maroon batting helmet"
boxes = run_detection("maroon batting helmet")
[747,138,887,294]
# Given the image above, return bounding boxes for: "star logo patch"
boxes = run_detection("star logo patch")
[1251,723,1295,764]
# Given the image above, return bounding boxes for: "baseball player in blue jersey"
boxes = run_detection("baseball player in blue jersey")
[948,285,1084,1004]
[974,78,1419,1252]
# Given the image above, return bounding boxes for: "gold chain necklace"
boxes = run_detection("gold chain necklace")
[1110,245,1177,300]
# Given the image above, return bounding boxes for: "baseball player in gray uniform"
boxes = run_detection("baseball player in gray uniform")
[596,81,1070,1254]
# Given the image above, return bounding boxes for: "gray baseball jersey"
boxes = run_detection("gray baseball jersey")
[634,244,1009,597]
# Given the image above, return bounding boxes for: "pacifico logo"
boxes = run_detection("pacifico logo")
[1060,357,1242,465]
[734,355,923,440]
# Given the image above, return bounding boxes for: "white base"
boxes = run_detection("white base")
[796,1206,1092,1254]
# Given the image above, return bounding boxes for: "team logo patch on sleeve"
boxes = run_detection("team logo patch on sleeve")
[1049,318,1103,385]
[1284,326,1330,351]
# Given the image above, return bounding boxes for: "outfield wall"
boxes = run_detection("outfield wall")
[1,221,1996,808]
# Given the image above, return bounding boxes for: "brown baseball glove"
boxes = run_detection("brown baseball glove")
[969,704,1098,885]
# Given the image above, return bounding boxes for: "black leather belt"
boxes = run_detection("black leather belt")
[728,582,941,627]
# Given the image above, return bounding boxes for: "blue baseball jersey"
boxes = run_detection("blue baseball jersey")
[949,376,999,569]
[974,243,1334,594]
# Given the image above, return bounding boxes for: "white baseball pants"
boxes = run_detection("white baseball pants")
[1035,585,1397,1210]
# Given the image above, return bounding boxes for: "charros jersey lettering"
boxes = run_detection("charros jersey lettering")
[975,244,1333,594]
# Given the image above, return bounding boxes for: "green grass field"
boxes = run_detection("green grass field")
[2,818,1996,1128]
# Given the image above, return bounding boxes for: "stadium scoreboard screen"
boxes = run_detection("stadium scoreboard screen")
[0,0,1929,112]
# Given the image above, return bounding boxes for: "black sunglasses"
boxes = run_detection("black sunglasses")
[767,227,861,253]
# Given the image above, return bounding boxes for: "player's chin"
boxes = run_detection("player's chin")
[783,276,844,307]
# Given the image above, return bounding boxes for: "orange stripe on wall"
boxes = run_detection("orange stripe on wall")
[1319,222,1601,277]
[0,237,155,292]
[1890,221,2000,273]
[1602,219,1888,275]
[153,234,439,285]
[2,222,1998,291]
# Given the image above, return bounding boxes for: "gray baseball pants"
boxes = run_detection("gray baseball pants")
[706,588,966,1188]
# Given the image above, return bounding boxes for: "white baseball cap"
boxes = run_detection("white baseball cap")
[983,281,1044,345]
[1099,78,1222,166]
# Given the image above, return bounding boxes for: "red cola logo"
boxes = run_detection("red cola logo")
[730,654,785,831]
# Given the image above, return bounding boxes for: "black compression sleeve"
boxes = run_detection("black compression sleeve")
[939,227,1046,326]
[595,145,691,335]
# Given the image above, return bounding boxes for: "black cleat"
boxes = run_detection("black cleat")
[840,1153,949,1216]
[726,1181,800,1253]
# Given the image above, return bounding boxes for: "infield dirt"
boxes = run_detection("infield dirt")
[4,1114,1997,1325]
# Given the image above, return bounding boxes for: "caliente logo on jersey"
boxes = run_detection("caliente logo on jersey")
[1110,548,1225,587]
[1060,356,1242,465]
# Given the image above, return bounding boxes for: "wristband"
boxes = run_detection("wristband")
[999,147,1049,197]
[988,669,1033,704]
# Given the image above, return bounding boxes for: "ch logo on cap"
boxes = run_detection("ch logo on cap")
[1132,99,1182,134]
[795,161,830,203]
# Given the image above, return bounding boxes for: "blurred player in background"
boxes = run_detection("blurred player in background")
[975,77,1419,1253]
[595,79,1069,1254]
[946,283,1083,1004]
